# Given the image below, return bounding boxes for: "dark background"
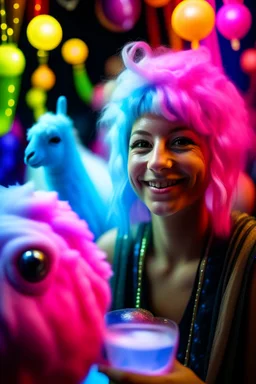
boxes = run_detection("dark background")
[16,0,256,146]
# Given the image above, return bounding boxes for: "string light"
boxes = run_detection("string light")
[8,99,15,107]
[0,0,8,43]
[5,108,12,117]
[10,1,27,43]
[7,28,13,36]
[8,85,15,93]
[35,4,41,12]
[34,0,42,16]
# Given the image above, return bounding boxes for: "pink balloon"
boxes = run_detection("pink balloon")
[216,4,252,40]
[100,0,141,31]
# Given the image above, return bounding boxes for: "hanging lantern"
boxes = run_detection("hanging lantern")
[216,3,252,51]
[171,0,215,50]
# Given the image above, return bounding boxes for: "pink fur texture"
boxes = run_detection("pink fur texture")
[0,183,112,384]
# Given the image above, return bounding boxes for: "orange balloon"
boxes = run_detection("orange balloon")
[144,0,170,7]
[171,0,215,48]
[62,39,89,65]
[31,64,56,91]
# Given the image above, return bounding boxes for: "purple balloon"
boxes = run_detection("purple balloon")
[216,4,252,40]
[100,0,141,31]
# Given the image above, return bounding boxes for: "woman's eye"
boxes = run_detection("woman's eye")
[130,140,151,149]
[172,137,194,147]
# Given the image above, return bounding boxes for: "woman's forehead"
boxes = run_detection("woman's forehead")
[131,114,190,134]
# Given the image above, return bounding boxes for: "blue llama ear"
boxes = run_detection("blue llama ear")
[56,96,67,116]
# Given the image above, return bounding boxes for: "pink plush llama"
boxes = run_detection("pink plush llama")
[0,182,112,384]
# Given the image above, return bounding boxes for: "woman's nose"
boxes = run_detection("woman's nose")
[147,145,173,172]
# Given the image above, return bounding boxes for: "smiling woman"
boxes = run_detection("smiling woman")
[97,41,256,384]
[128,115,209,218]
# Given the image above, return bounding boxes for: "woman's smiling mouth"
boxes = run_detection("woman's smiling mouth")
[143,178,186,191]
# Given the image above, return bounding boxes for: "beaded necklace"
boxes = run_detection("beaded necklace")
[135,224,213,367]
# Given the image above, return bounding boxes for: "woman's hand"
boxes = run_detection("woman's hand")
[98,360,205,384]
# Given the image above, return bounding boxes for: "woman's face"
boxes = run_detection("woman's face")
[128,114,210,217]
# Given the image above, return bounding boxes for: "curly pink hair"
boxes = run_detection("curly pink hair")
[100,41,253,236]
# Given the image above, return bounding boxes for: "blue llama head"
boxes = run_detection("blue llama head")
[24,97,77,171]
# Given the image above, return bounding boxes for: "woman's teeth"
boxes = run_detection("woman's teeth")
[148,180,181,189]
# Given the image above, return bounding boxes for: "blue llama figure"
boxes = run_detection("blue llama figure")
[24,96,115,240]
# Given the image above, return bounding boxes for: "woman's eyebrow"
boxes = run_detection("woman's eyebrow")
[130,129,151,137]
[131,126,191,137]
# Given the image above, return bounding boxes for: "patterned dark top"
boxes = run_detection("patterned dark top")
[110,214,256,382]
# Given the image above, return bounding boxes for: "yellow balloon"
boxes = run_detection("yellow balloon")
[171,0,215,48]
[31,64,56,91]
[27,15,63,51]
[61,39,89,65]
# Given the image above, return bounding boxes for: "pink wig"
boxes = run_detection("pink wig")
[100,41,253,236]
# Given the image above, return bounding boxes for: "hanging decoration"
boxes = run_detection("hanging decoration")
[96,0,141,32]
[31,64,56,91]
[201,0,223,69]
[144,0,170,6]
[144,3,162,48]
[171,0,215,50]
[240,47,256,75]
[26,14,63,119]
[0,0,26,136]
[56,0,81,11]
[61,38,93,104]
[26,0,49,22]
[216,2,252,51]
[0,44,26,136]
[62,38,123,110]
[27,14,63,51]
[25,87,47,121]
[95,0,123,32]
[143,0,184,50]
[163,0,183,50]
[5,0,27,43]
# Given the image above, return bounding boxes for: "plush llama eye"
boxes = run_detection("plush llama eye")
[18,250,49,282]
[49,136,61,144]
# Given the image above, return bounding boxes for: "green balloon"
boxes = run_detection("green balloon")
[0,44,26,76]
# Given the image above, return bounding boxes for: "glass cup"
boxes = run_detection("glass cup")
[104,308,179,375]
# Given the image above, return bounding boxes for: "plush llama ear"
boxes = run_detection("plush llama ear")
[56,96,67,116]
